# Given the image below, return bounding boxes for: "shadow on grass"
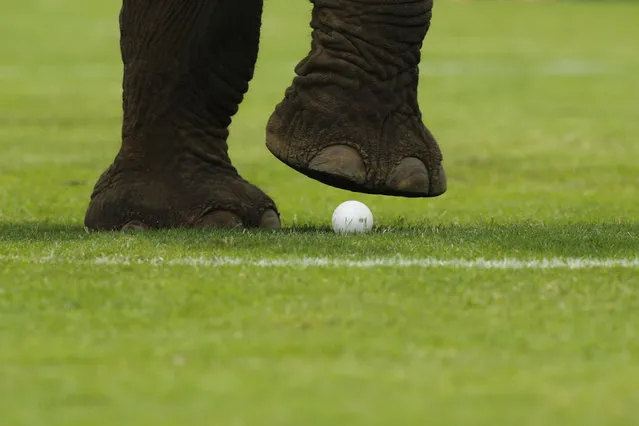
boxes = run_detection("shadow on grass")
[0,222,336,244]
[0,222,88,242]
[1,220,637,257]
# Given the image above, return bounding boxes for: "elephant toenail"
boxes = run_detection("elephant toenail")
[259,209,281,229]
[194,211,243,229]
[429,164,447,197]
[387,158,430,195]
[308,145,366,185]
[121,220,149,231]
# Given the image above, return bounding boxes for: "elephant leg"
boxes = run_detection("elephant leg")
[266,0,446,198]
[85,0,280,230]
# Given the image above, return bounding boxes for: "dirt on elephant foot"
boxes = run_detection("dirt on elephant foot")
[84,158,279,231]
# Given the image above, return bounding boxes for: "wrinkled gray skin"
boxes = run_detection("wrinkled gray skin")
[84,0,446,231]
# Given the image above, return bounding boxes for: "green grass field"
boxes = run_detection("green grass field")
[2,1,639,425]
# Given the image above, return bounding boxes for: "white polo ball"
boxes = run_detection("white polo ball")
[332,200,374,233]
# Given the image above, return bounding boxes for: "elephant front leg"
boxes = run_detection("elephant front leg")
[267,0,446,198]
[85,0,280,230]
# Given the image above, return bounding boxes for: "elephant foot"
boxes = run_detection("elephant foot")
[86,0,280,231]
[266,0,446,198]
[266,89,447,198]
[84,154,279,231]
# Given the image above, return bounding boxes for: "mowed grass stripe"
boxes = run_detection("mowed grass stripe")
[1,254,638,269]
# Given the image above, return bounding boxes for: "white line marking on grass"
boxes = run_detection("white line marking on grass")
[1,255,638,269]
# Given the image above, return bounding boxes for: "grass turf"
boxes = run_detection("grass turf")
[1,0,639,425]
